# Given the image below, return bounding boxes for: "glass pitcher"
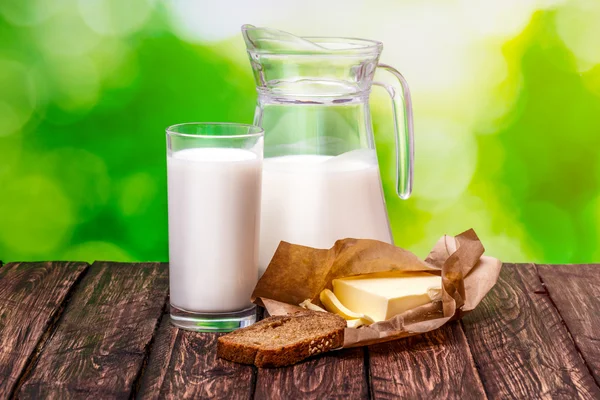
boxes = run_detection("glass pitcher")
[242,25,414,275]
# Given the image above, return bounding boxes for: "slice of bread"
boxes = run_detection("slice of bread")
[217,311,346,368]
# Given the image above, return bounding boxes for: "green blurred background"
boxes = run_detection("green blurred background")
[1,0,599,263]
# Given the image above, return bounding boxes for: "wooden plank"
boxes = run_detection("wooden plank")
[538,264,600,386]
[0,261,88,398]
[368,322,486,399]
[138,319,255,399]
[462,263,600,399]
[136,316,179,399]
[18,262,169,399]
[254,347,368,399]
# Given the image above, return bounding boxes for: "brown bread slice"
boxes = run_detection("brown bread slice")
[217,311,346,367]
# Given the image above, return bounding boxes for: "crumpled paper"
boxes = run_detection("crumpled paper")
[251,229,502,347]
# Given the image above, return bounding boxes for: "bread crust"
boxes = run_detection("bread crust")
[217,312,345,367]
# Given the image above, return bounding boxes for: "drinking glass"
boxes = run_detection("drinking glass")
[166,122,263,332]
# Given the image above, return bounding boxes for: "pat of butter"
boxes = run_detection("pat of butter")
[332,272,442,322]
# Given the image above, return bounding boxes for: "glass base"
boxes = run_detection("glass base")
[170,304,257,332]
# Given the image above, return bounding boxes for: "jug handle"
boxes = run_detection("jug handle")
[373,64,414,199]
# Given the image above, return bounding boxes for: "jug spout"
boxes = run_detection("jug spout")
[242,24,382,99]
[242,24,328,54]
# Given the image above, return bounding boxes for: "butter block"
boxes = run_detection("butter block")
[332,272,442,322]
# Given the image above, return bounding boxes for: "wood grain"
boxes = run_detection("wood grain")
[140,322,255,399]
[538,264,600,386]
[18,262,168,399]
[368,322,486,399]
[0,261,88,398]
[254,347,368,399]
[137,316,179,399]
[462,263,600,399]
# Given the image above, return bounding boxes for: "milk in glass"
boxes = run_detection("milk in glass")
[168,148,261,312]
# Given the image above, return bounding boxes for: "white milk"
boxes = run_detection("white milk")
[259,149,392,275]
[167,148,261,313]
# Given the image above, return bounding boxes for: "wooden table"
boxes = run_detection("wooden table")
[0,261,599,399]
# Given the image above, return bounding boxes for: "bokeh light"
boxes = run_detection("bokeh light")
[0,59,37,137]
[78,0,154,37]
[0,175,74,257]
[0,0,598,263]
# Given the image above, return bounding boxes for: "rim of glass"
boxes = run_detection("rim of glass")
[166,122,264,139]
[246,36,382,56]
[304,36,382,50]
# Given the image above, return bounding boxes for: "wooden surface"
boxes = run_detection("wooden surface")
[255,347,367,399]
[0,262,598,399]
[0,262,88,398]
[139,317,255,399]
[462,264,600,399]
[538,264,600,387]
[18,262,169,399]
[369,322,486,399]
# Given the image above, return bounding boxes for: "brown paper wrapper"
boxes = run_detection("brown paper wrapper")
[251,229,502,348]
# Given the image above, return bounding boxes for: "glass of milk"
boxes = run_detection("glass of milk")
[166,123,263,332]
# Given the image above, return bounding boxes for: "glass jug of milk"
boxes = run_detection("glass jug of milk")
[242,25,414,275]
